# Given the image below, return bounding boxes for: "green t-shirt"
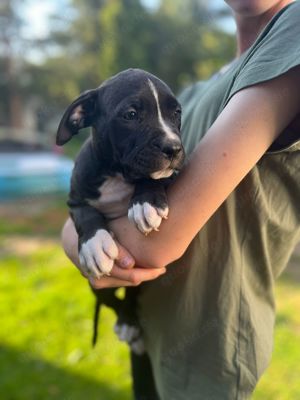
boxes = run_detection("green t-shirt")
[138,2,300,399]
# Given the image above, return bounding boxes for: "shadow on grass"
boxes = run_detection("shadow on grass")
[279,249,300,284]
[275,313,291,326]
[0,345,131,400]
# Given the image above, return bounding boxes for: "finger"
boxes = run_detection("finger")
[110,264,166,284]
[89,266,167,289]
[89,276,135,289]
[114,242,135,269]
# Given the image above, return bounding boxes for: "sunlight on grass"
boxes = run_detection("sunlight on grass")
[253,278,300,400]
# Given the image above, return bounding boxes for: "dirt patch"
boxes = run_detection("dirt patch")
[0,236,60,257]
[0,196,68,237]
[0,196,66,218]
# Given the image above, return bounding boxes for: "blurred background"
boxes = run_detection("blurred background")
[0,0,299,399]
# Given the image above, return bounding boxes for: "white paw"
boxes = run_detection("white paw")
[130,337,145,355]
[128,202,169,235]
[79,229,118,279]
[114,323,140,343]
[114,323,145,355]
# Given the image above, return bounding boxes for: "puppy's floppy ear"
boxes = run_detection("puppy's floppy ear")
[56,88,99,146]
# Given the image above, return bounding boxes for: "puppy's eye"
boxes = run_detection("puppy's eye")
[174,108,182,117]
[123,109,138,120]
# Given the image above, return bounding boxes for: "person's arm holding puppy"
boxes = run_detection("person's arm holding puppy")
[62,66,300,288]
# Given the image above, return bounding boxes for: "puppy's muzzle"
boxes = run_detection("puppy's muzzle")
[161,143,183,161]
[152,137,184,162]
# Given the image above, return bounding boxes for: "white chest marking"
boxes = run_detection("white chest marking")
[148,79,178,142]
[87,174,134,219]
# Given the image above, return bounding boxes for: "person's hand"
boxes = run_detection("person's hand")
[89,241,166,288]
[61,218,166,289]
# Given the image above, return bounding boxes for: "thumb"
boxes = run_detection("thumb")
[115,241,135,269]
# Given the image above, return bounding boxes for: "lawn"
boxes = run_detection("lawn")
[0,196,300,399]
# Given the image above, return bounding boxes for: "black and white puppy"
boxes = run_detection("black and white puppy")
[56,68,184,352]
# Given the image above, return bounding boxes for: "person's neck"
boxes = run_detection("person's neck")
[234,1,294,56]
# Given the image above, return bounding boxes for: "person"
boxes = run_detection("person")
[61,0,300,398]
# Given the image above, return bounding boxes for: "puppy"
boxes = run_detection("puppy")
[56,68,185,352]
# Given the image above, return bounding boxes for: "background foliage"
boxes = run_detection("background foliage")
[0,0,235,131]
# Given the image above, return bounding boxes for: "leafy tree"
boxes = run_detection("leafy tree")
[38,0,235,93]
[0,0,27,127]
[25,0,235,134]
[0,0,235,133]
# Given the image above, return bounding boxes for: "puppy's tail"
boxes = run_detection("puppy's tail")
[92,296,102,347]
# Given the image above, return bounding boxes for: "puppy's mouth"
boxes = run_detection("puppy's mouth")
[150,166,177,180]
[122,150,184,181]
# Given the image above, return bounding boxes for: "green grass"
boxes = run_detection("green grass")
[0,241,132,400]
[1,197,300,399]
[253,276,300,400]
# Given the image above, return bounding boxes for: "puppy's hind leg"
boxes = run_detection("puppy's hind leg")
[114,287,145,355]
[90,287,123,346]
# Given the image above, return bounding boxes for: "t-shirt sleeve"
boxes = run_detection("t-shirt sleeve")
[226,2,300,152]
[228,2,300,100]
[178,81,206,104]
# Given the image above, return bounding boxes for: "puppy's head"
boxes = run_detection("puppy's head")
[56,68,185,180]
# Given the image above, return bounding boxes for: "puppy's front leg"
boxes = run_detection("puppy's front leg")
[70,204,118,279]
[128,180,169,235]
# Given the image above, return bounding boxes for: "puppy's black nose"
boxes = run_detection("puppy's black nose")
[161,144,182,159]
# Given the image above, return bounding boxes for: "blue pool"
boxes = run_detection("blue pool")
[0,152,74,200]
